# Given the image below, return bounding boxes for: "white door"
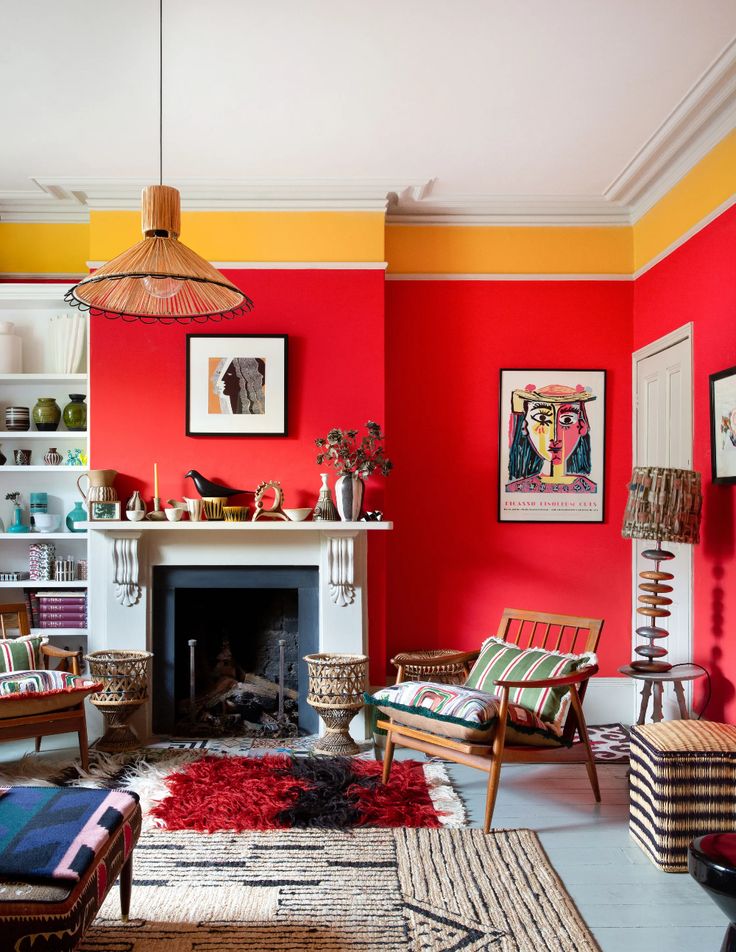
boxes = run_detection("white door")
[633,327,693,714]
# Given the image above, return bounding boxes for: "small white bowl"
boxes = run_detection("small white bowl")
[165,507,184,522]
[283,507,312,522]
[33,513,61,532]
[126,510,146,522]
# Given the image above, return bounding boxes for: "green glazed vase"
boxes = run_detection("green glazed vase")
[63,394,87,431]
[66,500,87,532]
[32,397,61,431]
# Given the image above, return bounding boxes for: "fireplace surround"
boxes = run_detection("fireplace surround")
[85,521,391,742]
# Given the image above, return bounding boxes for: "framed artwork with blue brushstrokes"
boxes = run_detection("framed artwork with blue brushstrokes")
[186,335,288,436]
[498,369,606,523]
[710,364,736,485]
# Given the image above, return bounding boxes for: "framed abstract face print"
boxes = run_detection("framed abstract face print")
[498,369,606,523]
[709,364,736,485]
[186,335,288,436]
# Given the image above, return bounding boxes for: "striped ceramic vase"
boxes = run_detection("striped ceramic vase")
[335,473,364,522]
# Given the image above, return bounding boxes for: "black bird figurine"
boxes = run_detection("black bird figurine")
[184,470,254,499]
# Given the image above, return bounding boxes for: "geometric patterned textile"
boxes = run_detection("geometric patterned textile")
[0,668,80,698]
[464,636,597,731]
[365,680,563,744]
[81,827,600,951]
[0,636,44,674]
[0,786,139,881]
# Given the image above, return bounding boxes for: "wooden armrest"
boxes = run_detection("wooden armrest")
[494,664,598,690]
[41,644,82,676]
[391,650,480,669]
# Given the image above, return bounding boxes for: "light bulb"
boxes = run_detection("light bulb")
[143,275,184,300]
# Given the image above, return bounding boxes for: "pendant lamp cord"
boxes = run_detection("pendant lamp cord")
[159,0,163,185]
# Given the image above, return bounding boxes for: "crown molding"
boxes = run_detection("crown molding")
[0,282,74,301]
[605,37,736,220]
[386,187,631,225]
[86,260,388,271]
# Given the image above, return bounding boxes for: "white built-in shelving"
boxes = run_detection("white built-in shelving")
[0,283,90,641]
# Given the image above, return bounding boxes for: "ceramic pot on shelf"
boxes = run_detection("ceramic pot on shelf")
[7,507,28,534]
[77,469,118,503]
[32,397,61,431]
[0,445,6,466]
[63,394,87,431]
[312,473,338,521]
[44,447,63,466]
[0,322,22,373]
[13,449,31,466]
[5,407,29,432]
[66,500,87,533]
[126,490,146,515]
[334,473,364,522]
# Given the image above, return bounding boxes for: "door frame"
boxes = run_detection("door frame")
[631,322,694,715]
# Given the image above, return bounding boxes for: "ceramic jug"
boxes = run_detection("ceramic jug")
[77,469,119,502]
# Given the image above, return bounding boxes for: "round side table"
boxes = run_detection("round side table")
[618,664,705,724]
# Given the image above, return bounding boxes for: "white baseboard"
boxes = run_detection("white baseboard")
[584,677,637,726]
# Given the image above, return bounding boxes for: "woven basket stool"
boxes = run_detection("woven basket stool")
[630,720,736,872]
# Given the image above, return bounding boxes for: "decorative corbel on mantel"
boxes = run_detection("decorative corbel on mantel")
[111,533,142,607]
[326,533,357,607]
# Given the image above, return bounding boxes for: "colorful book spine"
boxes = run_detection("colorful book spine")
[36,620,87,630]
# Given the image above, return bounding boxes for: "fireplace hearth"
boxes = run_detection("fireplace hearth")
[152,566,319,736]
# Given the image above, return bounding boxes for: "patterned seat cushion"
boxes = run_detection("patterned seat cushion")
[0,670,101,719]
[365,681,564,746]
[465,637,596,732]
[0,635,44,674]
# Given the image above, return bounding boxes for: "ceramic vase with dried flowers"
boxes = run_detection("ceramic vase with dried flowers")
[315,421,392,521]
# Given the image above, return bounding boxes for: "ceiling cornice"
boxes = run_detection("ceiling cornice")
[0,40,733,228]
[604,37,736,220]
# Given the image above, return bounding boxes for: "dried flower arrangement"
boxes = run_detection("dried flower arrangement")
[5,492,21,507]
[315,421,393,478]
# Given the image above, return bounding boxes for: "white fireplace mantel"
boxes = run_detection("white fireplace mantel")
[84,520,392,741]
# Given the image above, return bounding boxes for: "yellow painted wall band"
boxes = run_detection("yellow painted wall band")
[89,210,386,264]
[385,224,633,275]
[632,128,736,271]
[0,222,89,275]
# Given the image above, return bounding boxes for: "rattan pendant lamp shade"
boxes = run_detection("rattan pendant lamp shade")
[65,186,253,323]
[64,1,253,324]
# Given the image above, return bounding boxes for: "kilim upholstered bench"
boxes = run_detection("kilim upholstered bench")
[0,786,142,951]
[630,720,736,872]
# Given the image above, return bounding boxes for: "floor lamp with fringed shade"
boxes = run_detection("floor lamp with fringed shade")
[622,467,702,672]
[64,0,253,324]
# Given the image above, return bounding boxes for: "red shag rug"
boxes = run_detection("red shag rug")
[149,754,463,832]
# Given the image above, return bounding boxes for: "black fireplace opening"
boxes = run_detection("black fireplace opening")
[152,566,319,737]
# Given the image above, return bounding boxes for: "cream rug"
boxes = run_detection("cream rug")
[80,828,599,951]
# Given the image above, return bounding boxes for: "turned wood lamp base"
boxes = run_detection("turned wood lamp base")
[632,541,675,672]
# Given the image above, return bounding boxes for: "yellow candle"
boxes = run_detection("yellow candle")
[154,463,159,498]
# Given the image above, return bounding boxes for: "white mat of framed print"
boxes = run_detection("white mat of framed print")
[710,364,736,485]
[498,369,606,523]
[186,334,288,436]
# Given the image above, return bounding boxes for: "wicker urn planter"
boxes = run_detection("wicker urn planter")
[84,650,153,752]
[304,652,369,755]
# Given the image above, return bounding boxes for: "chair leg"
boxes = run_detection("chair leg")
[569,685,600,803]
[78,712,90,772]
[484,687,509,833]
[382,726,396,784]
[35,736,42,752]
[119,853,133,922]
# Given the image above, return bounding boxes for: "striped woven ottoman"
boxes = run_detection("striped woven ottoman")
[630,720,736,872]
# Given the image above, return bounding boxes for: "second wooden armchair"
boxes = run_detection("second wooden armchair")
[368,608,604,832]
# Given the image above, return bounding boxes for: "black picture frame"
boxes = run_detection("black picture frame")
[497,368,607,523]
[709,364,736,485]
[186,334,288,437]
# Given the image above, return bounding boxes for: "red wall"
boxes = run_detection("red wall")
[384,279,634,677]
[634,204,736,720]
[90,269,389,678]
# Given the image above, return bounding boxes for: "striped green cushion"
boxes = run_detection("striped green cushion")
[0,636,44,674]
[465,637,596,730]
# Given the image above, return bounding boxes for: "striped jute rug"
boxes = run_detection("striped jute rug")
[81,828,599,951]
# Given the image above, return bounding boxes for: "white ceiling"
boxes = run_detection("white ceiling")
[1,0,735,212]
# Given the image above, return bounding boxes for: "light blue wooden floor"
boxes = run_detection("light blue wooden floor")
[425,753,726,952]
[1,741,727,950]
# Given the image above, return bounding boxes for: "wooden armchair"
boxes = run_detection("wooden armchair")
[377,608,604,832]
[0,603,92,769]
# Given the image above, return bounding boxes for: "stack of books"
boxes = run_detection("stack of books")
[26,591,88,630]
